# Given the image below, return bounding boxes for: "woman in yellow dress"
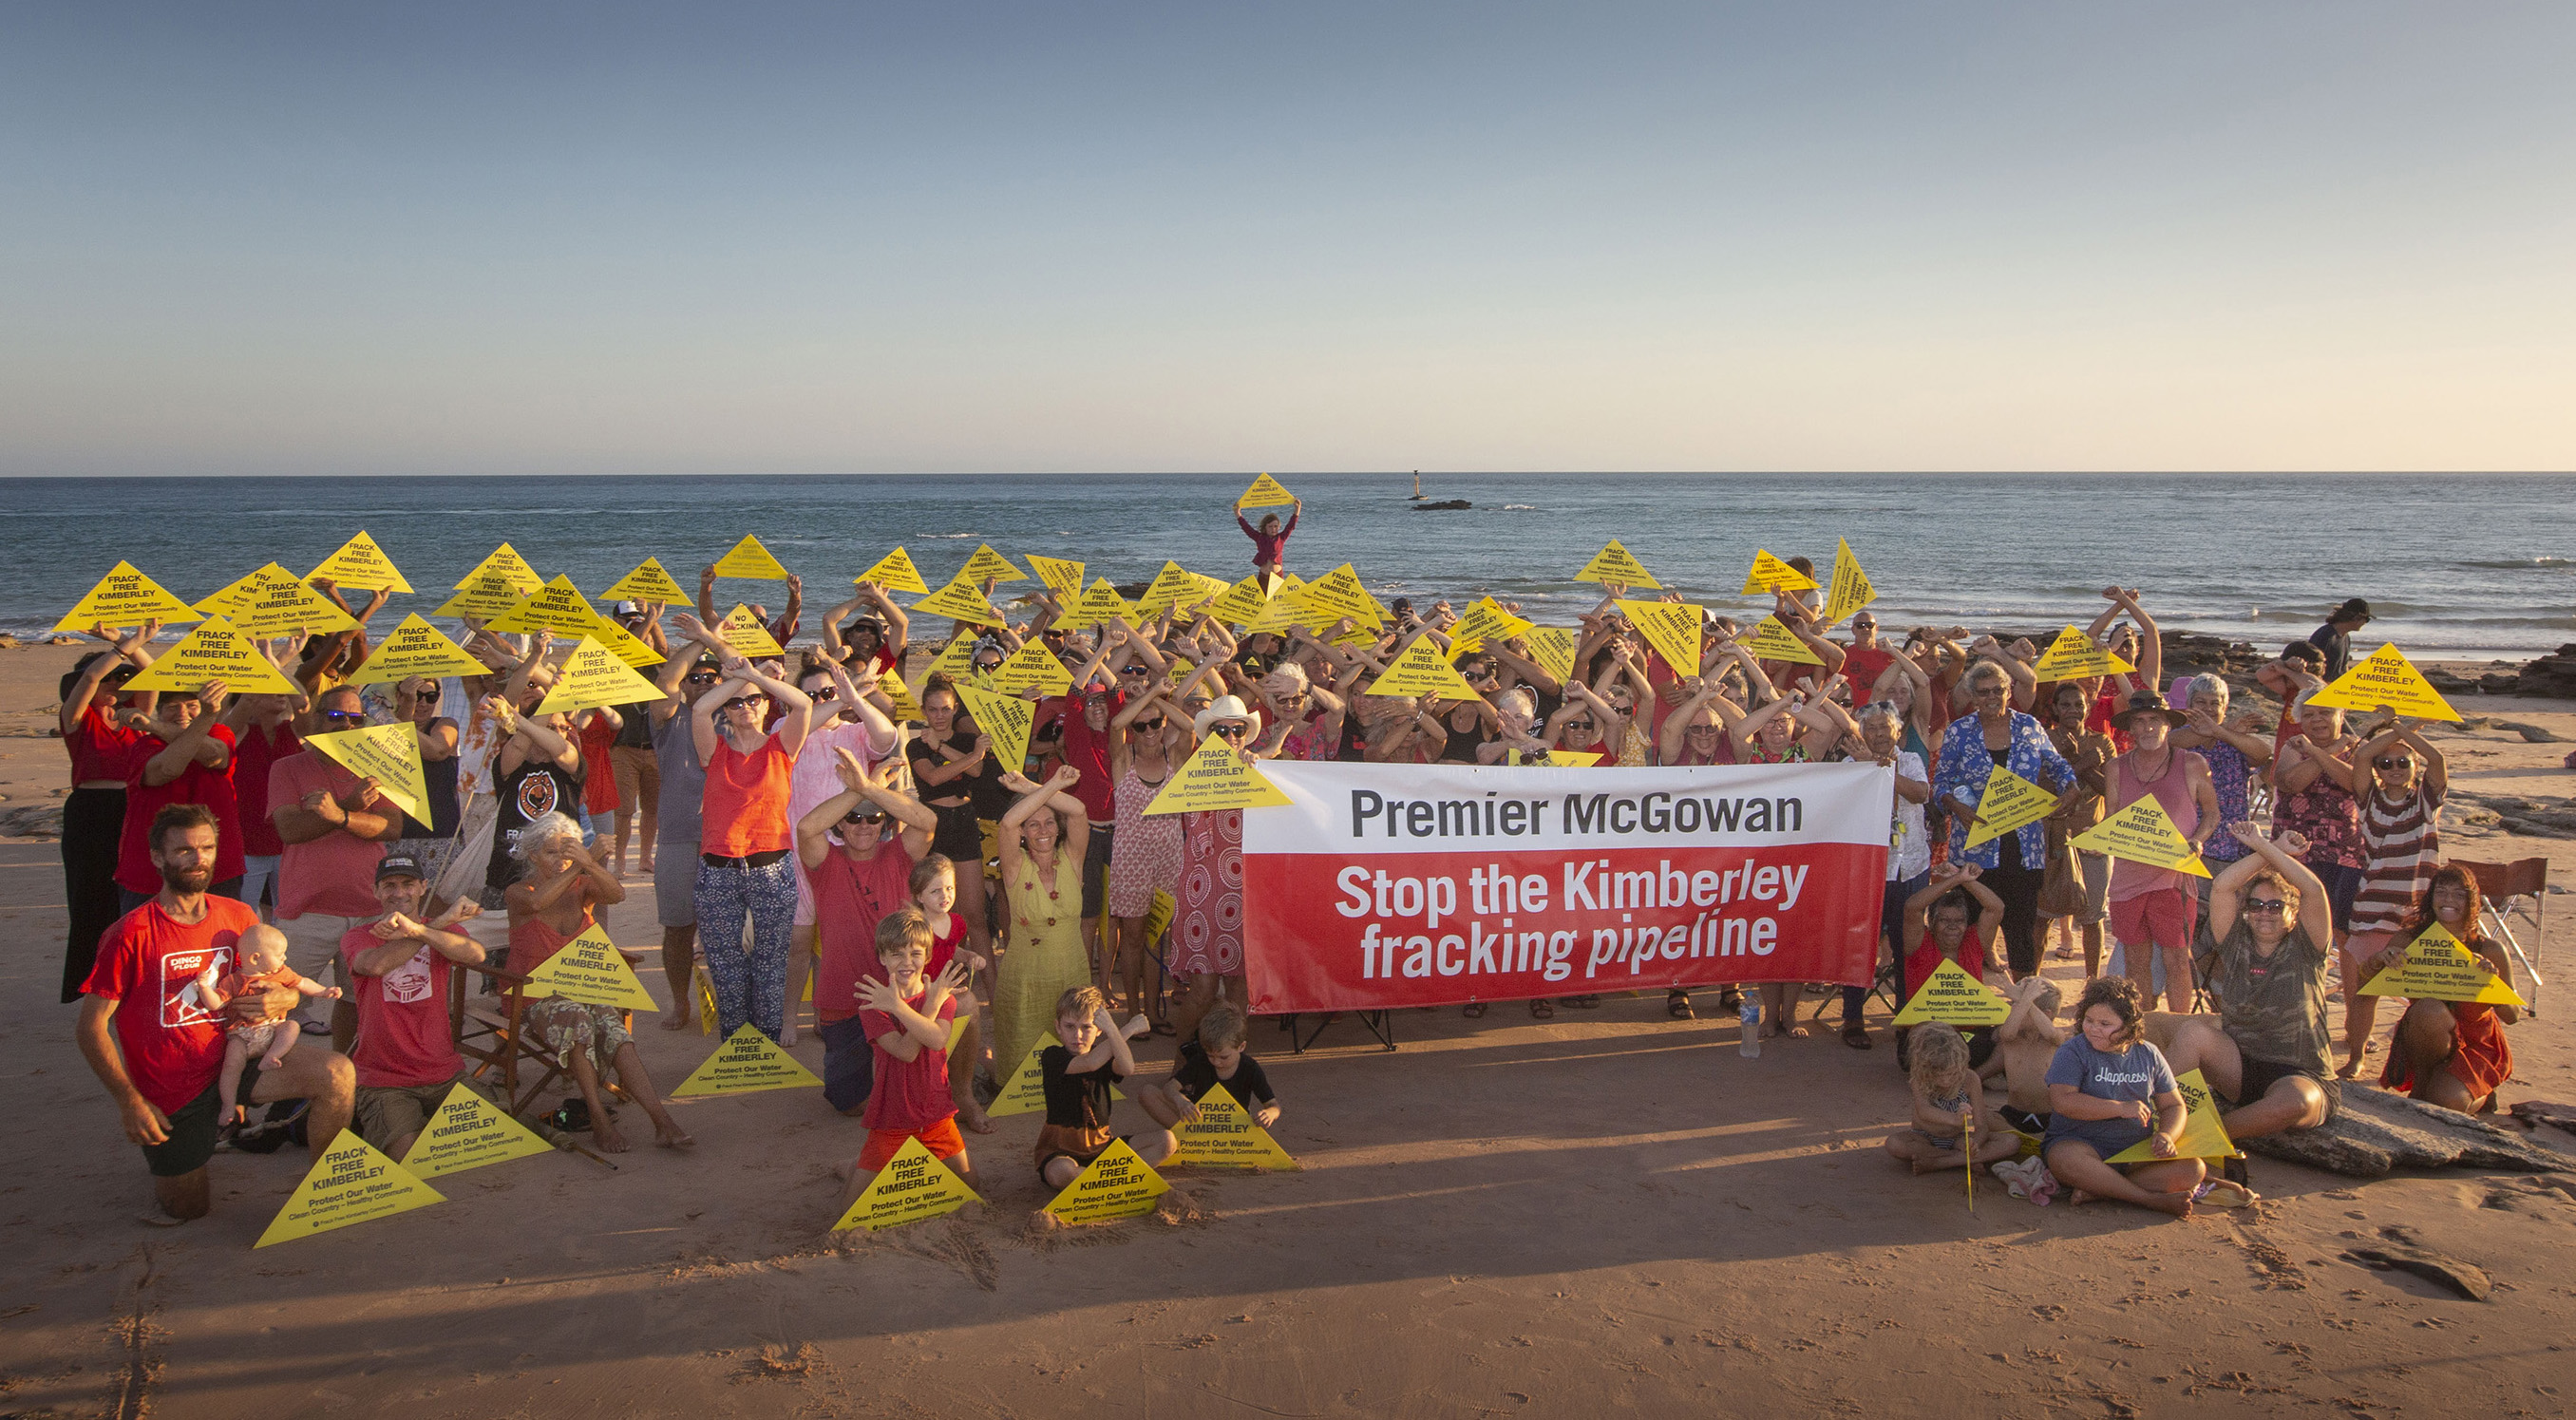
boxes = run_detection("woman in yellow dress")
[990,764,1098,1081]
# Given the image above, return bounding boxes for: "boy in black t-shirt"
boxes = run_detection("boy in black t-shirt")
[1141,1002,1282,1129]
[1034,986,1172,1188]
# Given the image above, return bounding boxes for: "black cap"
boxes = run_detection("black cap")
[611,600,644,618]
[2110,690,2188,730]
[2334,597,2373,621]
[2280,640,2322,665]
[375,851,426,882]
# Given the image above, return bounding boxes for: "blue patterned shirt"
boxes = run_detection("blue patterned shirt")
[1934,710,2077,869]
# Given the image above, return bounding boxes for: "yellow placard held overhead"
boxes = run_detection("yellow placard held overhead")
[712,534,791,580]
[55,561,203,634]
[714,604,787,658]
[1025,554,1085,600]
[521,922,662,1011]
[582,612,666,670]
[1236,472,1296,509]
[955,684,1036,774]
[599,557,691,605]
[486,575,602,637]
[1962,764,2059,847]
[1208,575,1274,627]
[1241,581,1312,636]
[198,563,361,638]
[535,636,667,716]
[451,544,544,597]
[1365,636,1485,700]
[1041,1138,1170,1225]
[956,543,1025,585]
[303,724,429,824]
[399,1083,555,1179]
[307,530,412,594]
[1131,561,1205,620]
[1740,615,1823,666]
[1574,539,1661,590]
[2068,796,2209,877]
[1448,596,1533,655]
[346,615,486,687]
[124,616,301,696]
[915,634,981,693]
[2030,625,2133,680]
[1299,564,1382,628]
[1741,549,1818,596]
[991,641,1075,697]
[831,1134,983,1232]
[1891,958,2013,1027]
[255,1132,445,1246]
[873,671,924,722]
[1168,1084,1298,1171]
[912,577,1006,627]
[2306,642,2461,723]
[1055,578,1133,631]
[1522,627,1578,684]
[1617,598,1704,677]
[672,1024,824,1096]
[1146,734,1294,815]
[2108,1069,2241,1164]
[854,546,933,596]
[429,574,528,620]
[2359,921,2526,1006]
[1820,539,1875,626]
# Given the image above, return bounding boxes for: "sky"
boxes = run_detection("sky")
[3,3,2571,476]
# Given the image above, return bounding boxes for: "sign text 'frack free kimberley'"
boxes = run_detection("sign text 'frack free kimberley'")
[1242,762,1891,1013]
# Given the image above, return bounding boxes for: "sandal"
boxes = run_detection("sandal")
[1842,1024,1872,1050]
[1528,998,1556,1020]
[1150,1019,1176,1036]
[1463,1002,1488,1019]
[1562,994,1601,1010]
[1666,990,1695,1020]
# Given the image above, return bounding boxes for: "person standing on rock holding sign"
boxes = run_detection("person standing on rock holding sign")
[1237,496,1300,582]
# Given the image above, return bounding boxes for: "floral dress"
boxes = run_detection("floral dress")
[1107,766,1183,919]
[1171,808,1245,977]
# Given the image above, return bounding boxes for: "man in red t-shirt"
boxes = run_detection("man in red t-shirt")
[796,746,937,1117]
[1840,615,1899,705]
[341,850,491,1158]
[272,686,404,1051]
[78,804,357,1223]
[115,686,242,909]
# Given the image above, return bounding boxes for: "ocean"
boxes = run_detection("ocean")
[8,473,2571,662]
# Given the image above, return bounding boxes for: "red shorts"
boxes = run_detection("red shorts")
[857,1117,964,1173]
[2109,888,2196,952]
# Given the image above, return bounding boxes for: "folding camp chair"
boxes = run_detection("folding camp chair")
[2447,857,2549,1014]
[450,954,645,1118]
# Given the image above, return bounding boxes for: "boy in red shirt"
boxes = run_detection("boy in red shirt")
[836,909,981,1215]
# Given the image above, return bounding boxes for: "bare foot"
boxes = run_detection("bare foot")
[2335,1058,2362,1080]
[654,1120,695,1148]
[1910,1153,1961,1176]
[2144,1193,2195,1219]
[1783,1024,1809,1040]
[594,1117,633,1153]
[780,1024,799,1049]
[959,1102,995,1135]
[660,1013,693,1032]
[2067,1188,2096,1206]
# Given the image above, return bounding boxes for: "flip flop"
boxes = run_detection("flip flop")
[1666,992,1695,1020]
[1528,999,1556,1020]
[1463,1002,1488,1018]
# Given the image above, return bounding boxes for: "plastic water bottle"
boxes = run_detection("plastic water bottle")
[1738,995,1761,1058]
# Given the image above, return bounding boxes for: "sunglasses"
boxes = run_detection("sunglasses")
[1564,719,1595,731]
[808,686,839,702]
[685,672,721,685]
[1851,620,1876,630]
[842,807,887,825]
[319,709,366,725]
[1120,665,1150,676]
[2375,756,2412,770]
[1211,723,1249,741]
[1687,724,1720,735]
[722,696,763,713]
[1135,717,1165,731]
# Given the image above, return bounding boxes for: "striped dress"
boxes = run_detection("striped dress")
[2349,783,2444,941]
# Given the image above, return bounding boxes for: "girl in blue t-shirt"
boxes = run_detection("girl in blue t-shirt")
[2042,976,2201,1217]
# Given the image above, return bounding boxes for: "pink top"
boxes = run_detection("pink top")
[2106,747,2201,902]
[786,719,887,839]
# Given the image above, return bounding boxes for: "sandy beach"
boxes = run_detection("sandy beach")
[4,640,2572,1418]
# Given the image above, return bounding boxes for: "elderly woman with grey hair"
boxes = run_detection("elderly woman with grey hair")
[1932,659,2081,980]
[2169,672,2273,887]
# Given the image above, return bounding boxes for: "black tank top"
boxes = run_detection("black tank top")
[1439,709,1491,765]
[484,756,583,892]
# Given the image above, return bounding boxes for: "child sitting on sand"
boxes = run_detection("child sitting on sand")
[1139,1002,1282,1129]
[838,910,982,1214]
[1883,1022,2020,1175]
[1035,986,1173,1188]
[1981,976,2066,1137]
[195,923,340,1126]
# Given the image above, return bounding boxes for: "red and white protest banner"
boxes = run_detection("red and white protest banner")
[1243,761,1892,1013]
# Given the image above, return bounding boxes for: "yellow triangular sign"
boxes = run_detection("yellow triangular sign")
[1820,538,1875,626]
[1298,564,1382,628]
[1891,958,2013,1027]
[1364,637,1483,699]
[712,534,791,580]
[672,1024,824,1096]
[255,1131,445,1246]
[1962,763,2058,848]
[1449,596,1532,655]
[535,636,667,715]
[954,683,1036,775]
[714,604,786,658]
[692,965,718,1035]
[581,612,666,670]
[346,614,485,686]
[1055,578,1132,631]
[1617,599,1704,677]
[398,1083,555,1179]
[1131,561,1204,620]
[2305,642,2461,723]
[874,671,924,723]
[1169,1084,1299,1171]
[1041,1137,1170,1225]
[2109,1069,2241,1164]
[1574,539,1661,590]
[2358,921,2526,1006]
[855,546,933,596]
[913,576,1006,627]
[1523,628,1578,684]
[985,1034,1124,1118]
[486,575,602,636]
[1236,472,1296,509]
[1740,615,1822,666]
[1026,554,1085,600]
[2030,625,2133,680]
[990,641,1074,697]
[521,922,661,1010]
[1741,549,1818,595]
[307,530,412,594]
[2068,795,2209,877]
[913,634,981,694]
[1144,889,1176,944]
[1241,580,1311,635]
[302,724,429,824]
[197,563,359,637]
[831,1134,982,1231]
[1510,748,1603,767]
[123,616,300,695]
[599,557,691,605]
[451,544,543,596]
[1208,575,1275,628]
[55,561,204,634]
[429,574,527,620]
[1146,734,1294,815]
[957,543,1026,584]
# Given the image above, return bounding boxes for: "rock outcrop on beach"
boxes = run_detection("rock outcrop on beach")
[2244,1083,2575,1178]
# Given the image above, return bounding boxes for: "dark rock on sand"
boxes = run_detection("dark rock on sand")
[2241,1083,2573,1178]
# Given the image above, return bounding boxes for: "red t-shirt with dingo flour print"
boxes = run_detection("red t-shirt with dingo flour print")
[82,897,263,1114]
[341,925,461,1089]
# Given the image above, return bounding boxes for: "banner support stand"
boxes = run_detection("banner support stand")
[1283,1010,1395,1054]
